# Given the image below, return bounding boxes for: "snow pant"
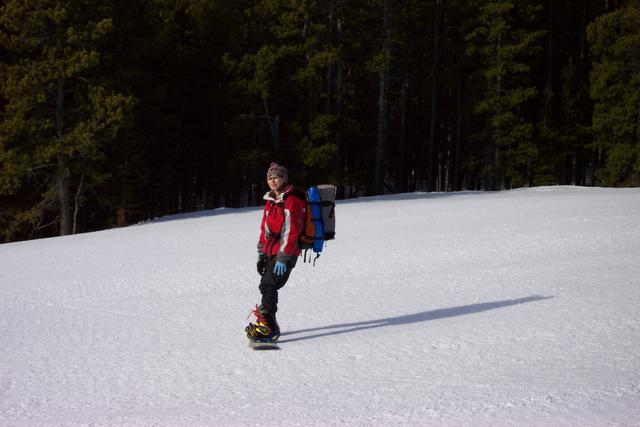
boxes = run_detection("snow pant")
[259,255,297,315]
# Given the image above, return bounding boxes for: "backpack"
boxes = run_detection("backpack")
[298,184,337,264]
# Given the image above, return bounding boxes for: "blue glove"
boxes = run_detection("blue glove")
[273,261,287,276]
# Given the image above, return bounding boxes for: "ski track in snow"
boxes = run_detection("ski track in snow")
[1,186,640,426]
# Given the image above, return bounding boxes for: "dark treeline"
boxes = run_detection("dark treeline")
[1,0,639,242]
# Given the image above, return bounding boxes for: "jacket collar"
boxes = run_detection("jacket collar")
[263,184,293,203]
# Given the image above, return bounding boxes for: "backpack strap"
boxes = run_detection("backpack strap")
[286,187,307,202]
[301,249,320,265]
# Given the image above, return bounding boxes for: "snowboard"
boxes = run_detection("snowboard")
[248,339,280,350]
[245,322,280,350]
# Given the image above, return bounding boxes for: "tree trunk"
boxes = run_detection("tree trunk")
[327,5,334,115]
[581,0,589,185]
[55,74,72,236]
[335,1,345,197]
[374,0,391,195]
[492,31,503,191]
[396,65,409,193]
[72,174,84,234]
[453,70,463,191]
[544,0,554,127]
[427,0,440,192]
[56,155,72,236]
[54,21,72,236]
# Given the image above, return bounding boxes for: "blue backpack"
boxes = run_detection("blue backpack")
[298,185,336,264]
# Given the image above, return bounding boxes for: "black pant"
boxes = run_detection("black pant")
[259,256,297,314]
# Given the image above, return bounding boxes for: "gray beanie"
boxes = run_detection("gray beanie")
[266,162,288,182]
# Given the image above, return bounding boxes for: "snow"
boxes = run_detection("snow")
[1,186,640,426]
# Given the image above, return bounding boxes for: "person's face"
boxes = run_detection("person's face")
[268,175,285,192]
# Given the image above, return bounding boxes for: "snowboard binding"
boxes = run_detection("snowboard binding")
[245,305,280,343]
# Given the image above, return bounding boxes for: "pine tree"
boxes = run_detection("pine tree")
[466,0,545,189]
[587,2,640,186]
[0,0,134,240]
[224,0,339,191]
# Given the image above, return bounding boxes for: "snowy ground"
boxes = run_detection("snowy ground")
[1,186,640,426]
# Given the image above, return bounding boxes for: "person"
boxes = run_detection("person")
[246,162,306,342]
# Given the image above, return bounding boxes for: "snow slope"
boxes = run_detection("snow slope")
[1,186,640,426]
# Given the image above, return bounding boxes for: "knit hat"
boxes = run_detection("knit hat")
[266,162,288,182]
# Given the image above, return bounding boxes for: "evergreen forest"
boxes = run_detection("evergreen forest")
[1,0,639,242]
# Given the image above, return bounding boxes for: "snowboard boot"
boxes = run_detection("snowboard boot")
[245,304,280,342]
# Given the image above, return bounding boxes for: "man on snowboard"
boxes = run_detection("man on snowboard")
[246,162,306,343]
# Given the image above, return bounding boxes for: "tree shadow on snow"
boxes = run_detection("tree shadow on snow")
[278,295,553,344]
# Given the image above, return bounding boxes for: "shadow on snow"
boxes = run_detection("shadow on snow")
[278,295,552,344]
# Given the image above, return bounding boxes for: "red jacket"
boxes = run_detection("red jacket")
[258,185,306,262]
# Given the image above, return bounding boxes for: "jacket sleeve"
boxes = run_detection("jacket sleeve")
[257,203,269,254]
[277,193,306,261]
